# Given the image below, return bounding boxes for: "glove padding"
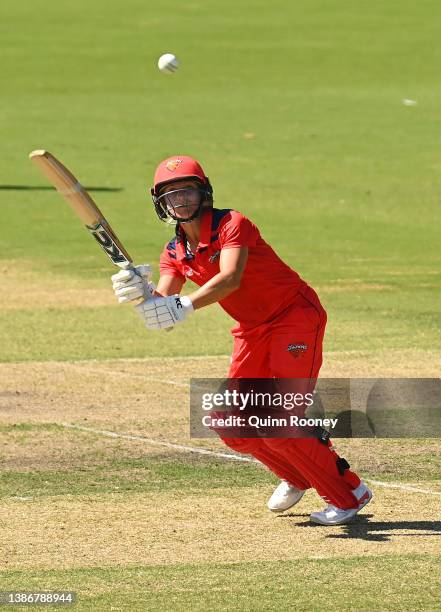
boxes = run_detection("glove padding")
[112,264,155,304]
[135,295,194,330]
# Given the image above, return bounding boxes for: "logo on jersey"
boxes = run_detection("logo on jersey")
[166,159,183,172]
[287,343,308,358]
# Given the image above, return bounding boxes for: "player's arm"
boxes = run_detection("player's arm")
[135,213,254,330]
[187,247,248,309]
[134,247,247,330]
[155,274,185,297]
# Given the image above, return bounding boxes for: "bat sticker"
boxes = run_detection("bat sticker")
[87,223,131,266]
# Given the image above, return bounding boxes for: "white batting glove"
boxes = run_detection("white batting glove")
[111,264,156,304]
[135,295,194,330]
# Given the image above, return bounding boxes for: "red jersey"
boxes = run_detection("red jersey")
[159,208,308,330]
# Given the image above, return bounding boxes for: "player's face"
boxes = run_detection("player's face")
[158,180,203,221]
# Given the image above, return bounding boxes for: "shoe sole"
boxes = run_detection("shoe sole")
[310,489,373,525]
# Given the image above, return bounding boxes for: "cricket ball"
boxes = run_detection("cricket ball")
[158,53,179,74]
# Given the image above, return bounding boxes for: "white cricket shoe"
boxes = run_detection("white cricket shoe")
[310,482,373,525]
[267,480,306,512]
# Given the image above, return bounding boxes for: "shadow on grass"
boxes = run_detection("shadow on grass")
[0,185,123,192]
[281,514,441,542]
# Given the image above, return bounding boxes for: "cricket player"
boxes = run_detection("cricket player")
[111,156,372,525]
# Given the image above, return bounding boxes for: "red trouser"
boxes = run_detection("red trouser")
[222,286,361,510]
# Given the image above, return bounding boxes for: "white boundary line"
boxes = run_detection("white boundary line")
[363,479,441,496]
[5,358,441,496]
[62,423,255,463]
[3,358,440,496]
[62,423,441,497]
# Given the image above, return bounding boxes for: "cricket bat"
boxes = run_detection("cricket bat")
[29,150,173,329]
[29,150,133,270]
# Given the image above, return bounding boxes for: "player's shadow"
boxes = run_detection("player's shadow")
[0,185,123,192]
[281,514,441,542]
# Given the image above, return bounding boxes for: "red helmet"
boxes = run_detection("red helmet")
[152,155,208,195]
[151,155,213,223]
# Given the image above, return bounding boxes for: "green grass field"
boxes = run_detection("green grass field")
[1,0,440,610]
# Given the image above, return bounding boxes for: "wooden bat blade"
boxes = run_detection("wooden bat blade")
[29,149,103,225]
[29,150,133,269]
